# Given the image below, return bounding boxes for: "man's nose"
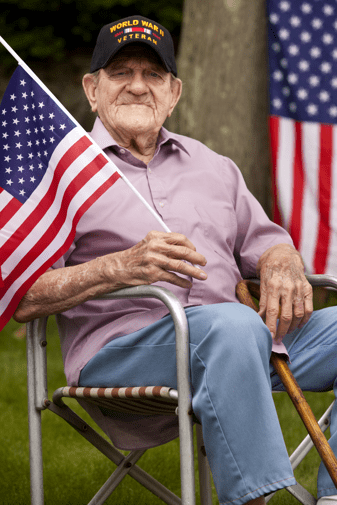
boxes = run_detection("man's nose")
[126,72,148,94]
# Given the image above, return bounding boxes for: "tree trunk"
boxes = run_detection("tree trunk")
[167,0,271,214]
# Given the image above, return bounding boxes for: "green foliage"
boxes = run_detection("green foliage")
[0,0,183,69]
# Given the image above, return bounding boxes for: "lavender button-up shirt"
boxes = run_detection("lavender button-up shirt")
[53,118,292,387]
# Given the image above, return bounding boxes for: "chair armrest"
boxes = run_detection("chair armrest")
[99,285,192,414]
[306,274,337,290]
[27,285,192,415]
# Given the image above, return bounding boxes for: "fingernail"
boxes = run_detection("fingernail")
[199,272,207,279]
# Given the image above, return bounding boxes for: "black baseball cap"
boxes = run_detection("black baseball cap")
[90,15,177,76]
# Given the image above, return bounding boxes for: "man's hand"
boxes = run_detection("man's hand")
[102,230,208,289]
[14,231,207,323]
[256,243,313,344]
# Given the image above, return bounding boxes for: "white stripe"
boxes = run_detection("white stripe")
[0,162,116,313]
[299,122,320,274]
[1,138,100,275]
[326,125,337,275]
[0,127,85,247]
[145,387,154,397]
[276,117,295,230]
[131,387,140,398]
[1,134,98,260]
[0,190,14,212]
[2,147,110,278]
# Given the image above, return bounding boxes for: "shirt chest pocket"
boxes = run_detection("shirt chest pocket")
[194,204,237,262]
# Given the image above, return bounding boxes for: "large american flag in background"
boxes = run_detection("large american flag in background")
[268,0,337,275]
[0,65,120,330]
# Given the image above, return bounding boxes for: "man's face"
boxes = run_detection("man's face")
[83,45,182,141]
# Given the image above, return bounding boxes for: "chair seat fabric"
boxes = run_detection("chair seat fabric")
[55,386,178,416]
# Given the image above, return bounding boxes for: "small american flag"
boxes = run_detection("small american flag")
[0,65,120,329]
[268,0,337,274]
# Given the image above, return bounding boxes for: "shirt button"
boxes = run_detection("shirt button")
[148,167,152,173]
[120,149,126,154]
[159,202,164,208]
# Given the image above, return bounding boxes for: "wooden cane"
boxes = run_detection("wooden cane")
[236,279,337,488]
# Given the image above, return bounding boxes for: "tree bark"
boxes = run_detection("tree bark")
[167,0,271,214]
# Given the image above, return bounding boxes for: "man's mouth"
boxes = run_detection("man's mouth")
[121,103,151,107]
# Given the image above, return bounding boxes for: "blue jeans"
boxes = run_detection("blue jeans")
[79,303,337,504]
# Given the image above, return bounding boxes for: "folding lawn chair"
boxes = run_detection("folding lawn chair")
[26,285,213,505]
[26,276,337,505]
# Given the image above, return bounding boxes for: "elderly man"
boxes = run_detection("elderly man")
[14,15,337,505]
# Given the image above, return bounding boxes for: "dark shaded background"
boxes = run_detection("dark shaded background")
[0,0,183,69]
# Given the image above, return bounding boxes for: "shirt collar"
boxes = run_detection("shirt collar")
[90,117,191,157]
[157,127,190,156]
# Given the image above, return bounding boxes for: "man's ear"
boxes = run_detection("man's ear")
[82,73,99,113]
[168,77,182,117]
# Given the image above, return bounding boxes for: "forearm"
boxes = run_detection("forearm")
[13,256,115,323]
[13,231,208,323]
[256,243,304,278]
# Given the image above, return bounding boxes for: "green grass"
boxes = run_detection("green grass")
[0,304,335,504]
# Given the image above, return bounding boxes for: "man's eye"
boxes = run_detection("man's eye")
[109,70,128,78]
[148,71,164,80]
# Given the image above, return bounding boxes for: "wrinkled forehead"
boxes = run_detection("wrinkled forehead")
[107,43,167,72]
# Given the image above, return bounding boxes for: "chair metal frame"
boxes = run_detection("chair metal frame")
[26,285,213,505]
[26,276,337,505]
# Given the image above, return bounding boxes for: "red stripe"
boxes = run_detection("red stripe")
[0,197,22,229]
[0,172,120,330]
[289,121,305,250]
[313,125,333,273]
[2,154,109,289]
[0,136,91,262]
[269,116,282,225]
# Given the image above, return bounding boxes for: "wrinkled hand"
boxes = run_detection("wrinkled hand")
[102,230,208,289]
[256,243,313,344]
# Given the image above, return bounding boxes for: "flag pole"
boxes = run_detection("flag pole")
[0,36,171,233]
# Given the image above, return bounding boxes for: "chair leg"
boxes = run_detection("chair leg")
[196,424,213,505]
[27,405,44,505]
[48,401,182,504]
[87,449,146,505]
[285,484,317,505]
[177,406,196,505]
[26,325,44,505]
